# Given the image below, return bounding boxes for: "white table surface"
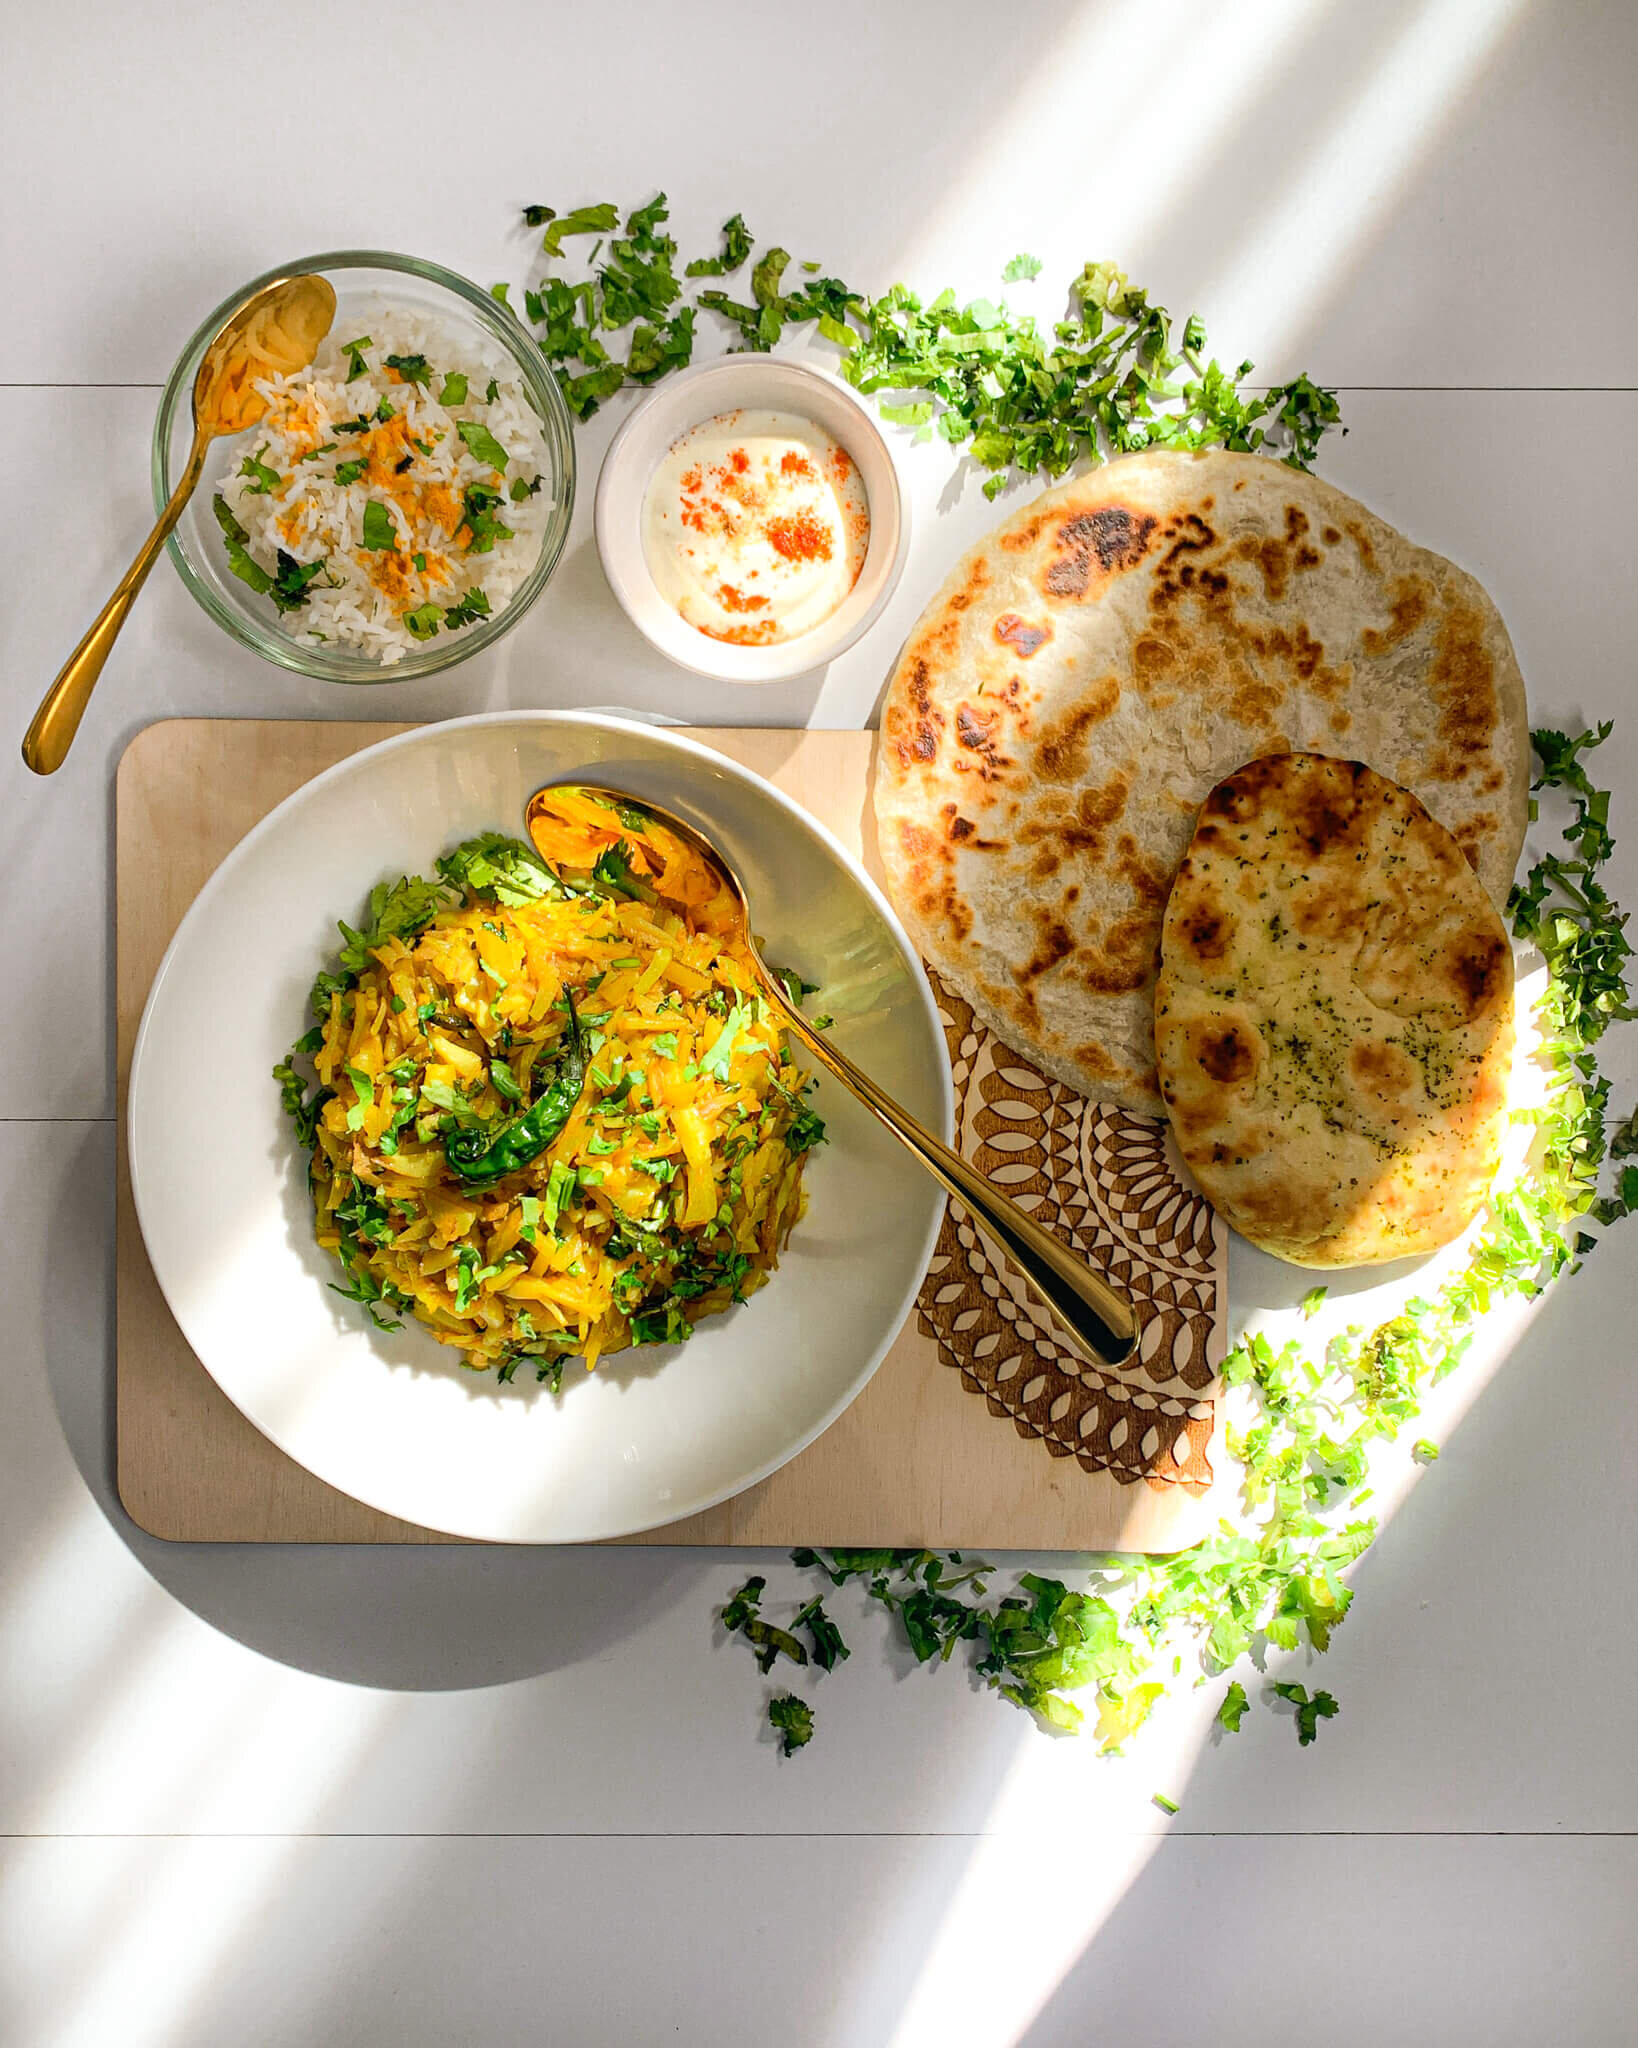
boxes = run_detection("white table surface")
[3,3,1636,2042]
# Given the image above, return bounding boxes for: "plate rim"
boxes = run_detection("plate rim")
[126,709,955,1542]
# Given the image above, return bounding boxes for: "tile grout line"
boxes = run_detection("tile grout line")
[3,1829,1634,1842]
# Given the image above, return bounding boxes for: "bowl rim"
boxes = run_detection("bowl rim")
[152,248,577,685]
[127,708,955,1541]
[594,353,911,686]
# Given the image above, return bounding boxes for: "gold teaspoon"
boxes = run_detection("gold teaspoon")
[528,782,1139,1371]
[22,272,337,776]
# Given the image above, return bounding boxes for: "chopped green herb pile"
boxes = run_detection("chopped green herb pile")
[505,195,1342,485]
[720,728,1633,1755]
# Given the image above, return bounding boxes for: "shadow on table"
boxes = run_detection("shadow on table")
[42,1123,723,1691]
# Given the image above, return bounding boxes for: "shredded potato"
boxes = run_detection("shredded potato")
[276,793,825,1386]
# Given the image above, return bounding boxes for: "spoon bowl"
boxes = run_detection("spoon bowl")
[527,780,1139,1370]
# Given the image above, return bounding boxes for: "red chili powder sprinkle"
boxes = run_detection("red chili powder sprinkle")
[716,583,769,614]
[781,449,816,479]
[766,511,832,563]
[728,447,750,474]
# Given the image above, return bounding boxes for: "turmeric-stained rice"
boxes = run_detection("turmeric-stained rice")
[273,791,825,1386]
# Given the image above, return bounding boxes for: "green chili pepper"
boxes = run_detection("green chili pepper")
[443,992,587,1187]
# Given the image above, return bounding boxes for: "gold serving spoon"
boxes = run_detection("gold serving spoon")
[22,272,337,776]
[528,783,1139,1370]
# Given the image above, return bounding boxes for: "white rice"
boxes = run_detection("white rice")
[214,305,556,664]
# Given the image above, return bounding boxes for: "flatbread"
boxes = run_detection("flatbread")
[1155,753,1515,1267]
[873,449,1529,1115]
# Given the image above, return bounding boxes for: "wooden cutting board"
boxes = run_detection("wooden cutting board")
[115,719,1227,1550]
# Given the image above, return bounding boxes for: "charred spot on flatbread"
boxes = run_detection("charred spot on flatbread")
[994,613,1053,657]
[1041,506,1158,598]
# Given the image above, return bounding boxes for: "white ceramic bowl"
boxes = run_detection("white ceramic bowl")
[128,713,951,1542]
[595,356,910,685]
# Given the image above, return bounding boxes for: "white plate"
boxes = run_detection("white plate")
[128,712,951,1542]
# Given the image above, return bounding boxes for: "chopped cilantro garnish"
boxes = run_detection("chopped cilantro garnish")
[721,1577,806,1674]
[457,482,512,554]
[334,460,367,486]
[383,352,431,386]
[506,198,1341,468]
[404,604,440,641]
[1300,1284,1328,1318]
[485,377,499,403]
[212,494,272,594]
[1001,252,1043,282]
[1217,1680,1249,1733]
[360,500,398,552]
[439,371,468,406]
[342,1063,375,1132]
[768,1694,814,1757]
[1272,1682,1339,1746]
[300,442,339,462]
[442,587,492,630]
[341,336,372,379]
[699,1001,755,1084]
[238,448,279,493]
[539,1158,576,1230]
[541,200,620,256]
[510,474,542,502]
[684,211,752,277]
[270,551,326,612]
[212,495,324,612]
[457,419,511,471]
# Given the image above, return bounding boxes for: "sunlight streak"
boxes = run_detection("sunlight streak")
[1200,0,1532,362]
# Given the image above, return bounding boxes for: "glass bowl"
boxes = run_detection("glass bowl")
[153,250,576,684]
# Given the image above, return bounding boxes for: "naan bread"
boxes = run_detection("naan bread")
[873,450,1529,1115]
[1155,753,1514,1267]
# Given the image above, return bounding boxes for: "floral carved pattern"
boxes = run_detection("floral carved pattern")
[915,971,1225,1493]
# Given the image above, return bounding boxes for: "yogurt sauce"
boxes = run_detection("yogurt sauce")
[641,409,870,645]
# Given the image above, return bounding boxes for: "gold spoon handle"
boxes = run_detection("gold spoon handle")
[762,973,1139,1369]
[22,432,209,776]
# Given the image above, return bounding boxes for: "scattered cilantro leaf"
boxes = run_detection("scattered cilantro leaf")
[768,1693,814,1756]
[1001,252,1043,282]
[1272,1682,1339,1746]
[684,212,753,277]
[341,335,372,379]
[1217,1680,1249,1733]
